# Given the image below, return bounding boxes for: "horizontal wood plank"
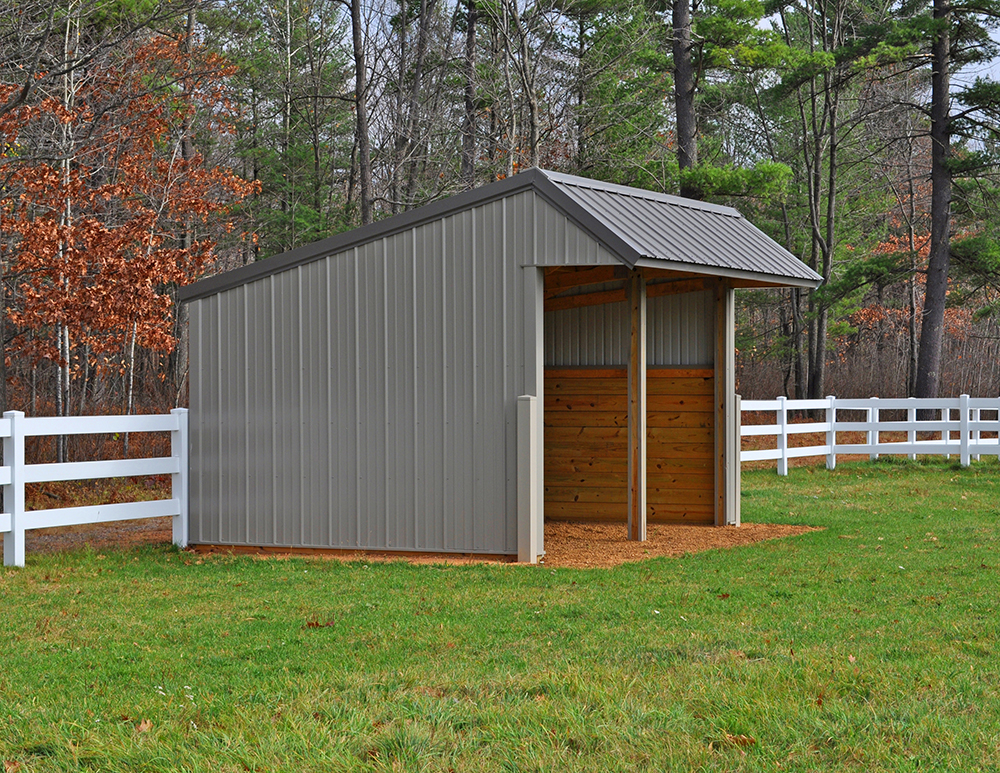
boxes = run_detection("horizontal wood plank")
[544,378,628,395]
[545,456,715,474]
[544,266,620,294]
[545,411,627,428]
[646,277,712,298]
[546,486,714,506]
[545,368,627,379]
[546,471,715,489]
[648,368,714,379]
[545,410,713,428]
[647,378,714,395]
[648,456,715,472]
[546,426,713,444]
[545,502,714,523]
[544,394,716,412]
[647,411,714,429]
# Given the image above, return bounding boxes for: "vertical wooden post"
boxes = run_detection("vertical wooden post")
[3,411,25,567]
[171,408,189,548]
[627,268,646,542]
[714,281,736,526]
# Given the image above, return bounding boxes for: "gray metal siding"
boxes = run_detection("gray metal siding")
[508,190,620,267]
[545,302,628,366]
[647,290,714,366]
[544,290,714,367]
[190,194,599,554]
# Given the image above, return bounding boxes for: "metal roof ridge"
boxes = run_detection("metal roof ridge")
[537,169,742,217]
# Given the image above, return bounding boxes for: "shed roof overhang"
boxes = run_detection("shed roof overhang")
[179,168,822,303]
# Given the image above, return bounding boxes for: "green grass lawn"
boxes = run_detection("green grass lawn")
[2,459,998,772]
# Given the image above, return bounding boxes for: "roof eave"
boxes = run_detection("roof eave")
[632,256,823,288]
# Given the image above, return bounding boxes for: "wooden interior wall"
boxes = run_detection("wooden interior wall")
[544,367,714,524]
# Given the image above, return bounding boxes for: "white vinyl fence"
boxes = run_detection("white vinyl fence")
[1,409,188,567]
[741,395,1000,474]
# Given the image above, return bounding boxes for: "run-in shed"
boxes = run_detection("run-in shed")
[178,169,821,562]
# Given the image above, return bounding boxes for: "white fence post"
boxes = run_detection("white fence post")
[869,398,879,461]
[972,405,981,462]
[171,408,189,548]
[960,394,970,468]
[517,395,539,563]
[3,411,26,568]
[942,407,950,459]
[907,398,917,460]
[777,395,788,476]
[826,395,837,470]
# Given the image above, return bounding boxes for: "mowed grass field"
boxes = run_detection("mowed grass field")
[1,459,998,772]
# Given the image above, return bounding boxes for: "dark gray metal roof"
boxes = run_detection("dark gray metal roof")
[539,171,822,286]
[180,168,821,302]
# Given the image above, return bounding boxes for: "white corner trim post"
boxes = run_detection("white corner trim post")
[517,396,540,563]
[3,411,25,567]
[521,265,545,561]
[171,408,190,548]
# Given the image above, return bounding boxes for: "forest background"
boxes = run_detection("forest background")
[1,0,1000,440]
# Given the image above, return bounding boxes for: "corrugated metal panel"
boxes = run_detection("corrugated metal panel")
[517,190,621,267]
[648,290,714,366]
[544,290,714,367]
[545,302,628,366]
[544,171,820,283]
[189,195,565,555]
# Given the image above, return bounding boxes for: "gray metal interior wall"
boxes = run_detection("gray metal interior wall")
[544,289,714,367]
[189,191,613,554]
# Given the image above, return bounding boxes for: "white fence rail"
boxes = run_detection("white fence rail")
[741,395,1000,474]
[1,409,188,567]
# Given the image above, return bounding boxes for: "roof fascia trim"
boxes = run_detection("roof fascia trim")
[632,257,823,288]
[179,170,548,303]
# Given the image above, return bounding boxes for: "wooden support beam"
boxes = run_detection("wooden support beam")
[544,265,621,296]
[544,287,626,313]
[646,276,712,298]
[544,274,714,313]
[627,269,647,541]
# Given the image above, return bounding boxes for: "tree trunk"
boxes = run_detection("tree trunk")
[176,6,196,403]
[672,0,698,198]
[403,0,436,207]
[350,0,373,224]
[915,0,951,399]
[461,0,477,188]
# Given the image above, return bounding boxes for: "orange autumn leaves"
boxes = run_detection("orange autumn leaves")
[0,34,257,366]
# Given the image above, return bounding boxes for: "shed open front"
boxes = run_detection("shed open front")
[540,267,734,539]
